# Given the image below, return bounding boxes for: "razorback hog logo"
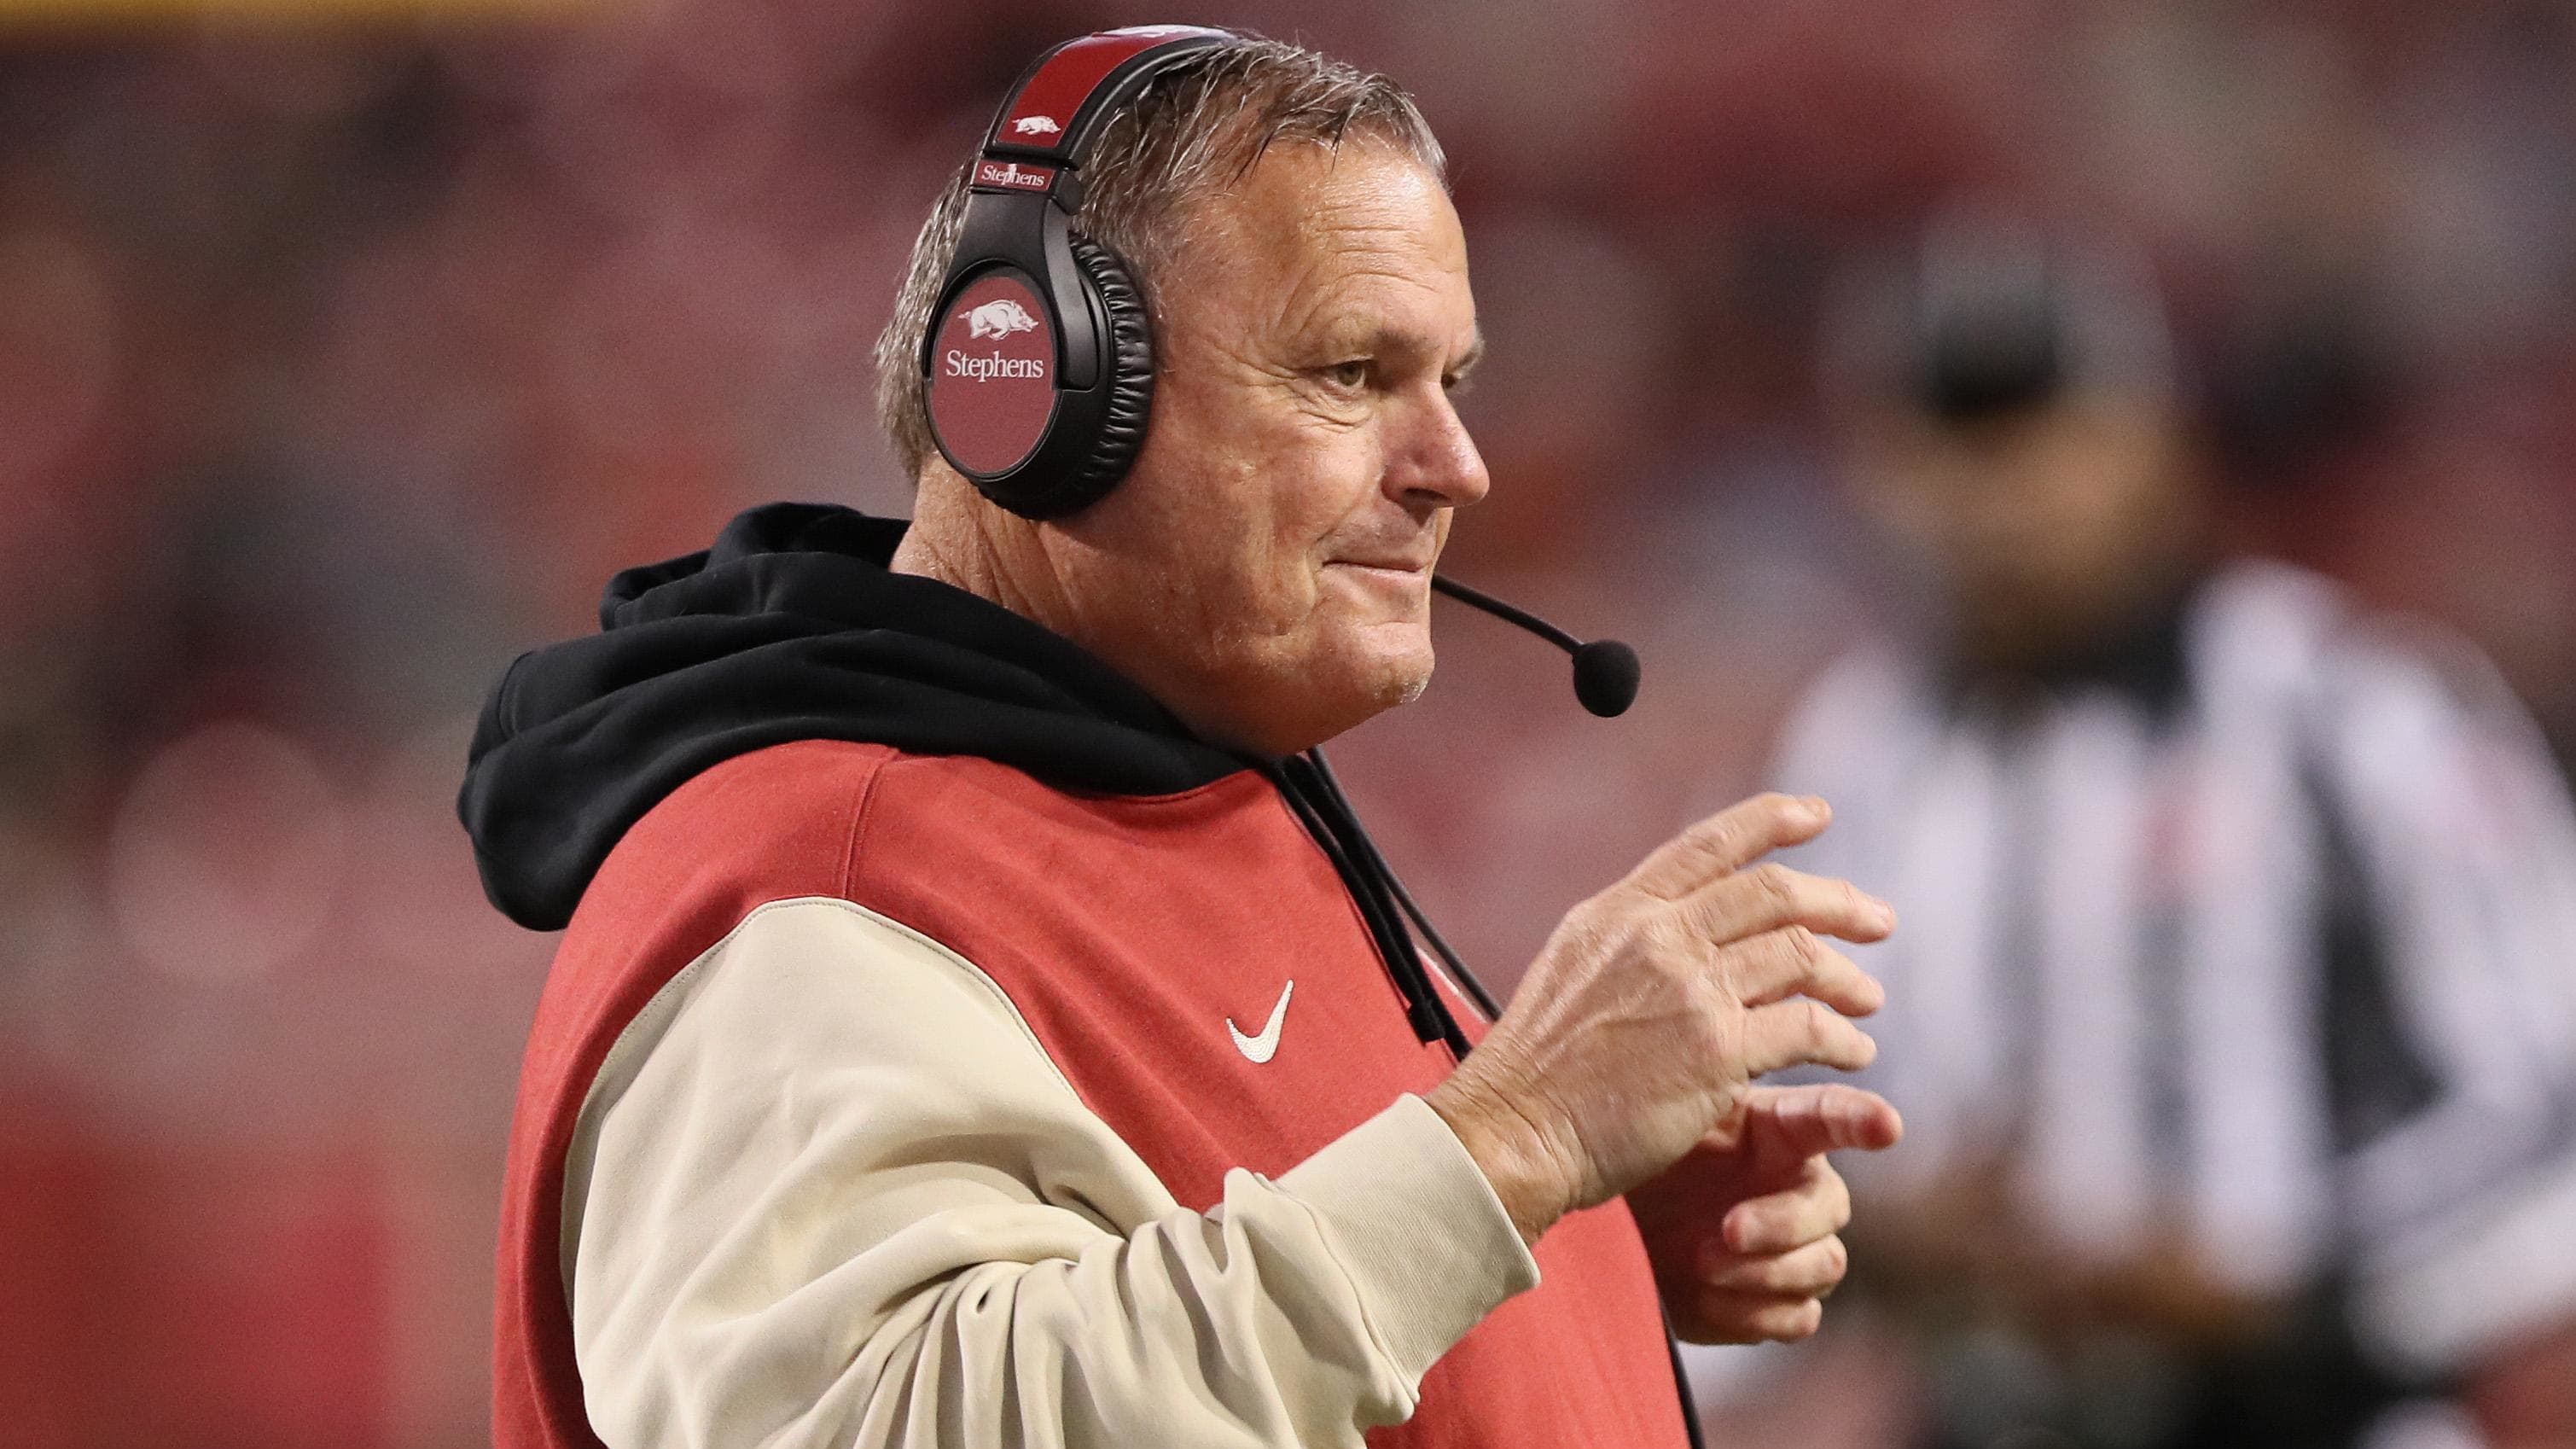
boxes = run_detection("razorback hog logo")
[1011,115,1061,137]
[965,299,1041,340]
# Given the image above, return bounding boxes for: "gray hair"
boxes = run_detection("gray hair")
[873,33,1447,481]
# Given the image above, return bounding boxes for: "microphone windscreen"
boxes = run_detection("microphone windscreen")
[1570,640,1640,717]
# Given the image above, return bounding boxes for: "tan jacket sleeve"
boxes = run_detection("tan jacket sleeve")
[561,895,1539,1449]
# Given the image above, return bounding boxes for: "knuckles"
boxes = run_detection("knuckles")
[1779,923,1820,969]
[1747,862,1799,915]
[1685,996,1740,1064]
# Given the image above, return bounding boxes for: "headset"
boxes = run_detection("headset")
[920,25,1643,719]
[918,25,1238,521]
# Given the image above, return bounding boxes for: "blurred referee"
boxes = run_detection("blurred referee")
[1767,211,2576,1449]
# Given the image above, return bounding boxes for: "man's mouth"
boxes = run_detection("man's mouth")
[1322,557,1436,615]
[1323,551,1435,575]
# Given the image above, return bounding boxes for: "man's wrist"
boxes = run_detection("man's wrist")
[1424,1074,1576,1248]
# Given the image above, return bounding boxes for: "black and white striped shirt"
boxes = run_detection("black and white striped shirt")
[1774,560,2576,1385]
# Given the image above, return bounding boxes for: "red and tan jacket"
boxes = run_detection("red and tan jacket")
[467,504,1692,1449]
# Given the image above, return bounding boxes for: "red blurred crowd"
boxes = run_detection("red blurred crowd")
[3,2,2574,1445]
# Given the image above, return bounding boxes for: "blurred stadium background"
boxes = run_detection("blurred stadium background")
[3,1,2574,1446]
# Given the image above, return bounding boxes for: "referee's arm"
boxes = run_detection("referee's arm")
[2317,621,2576,1446]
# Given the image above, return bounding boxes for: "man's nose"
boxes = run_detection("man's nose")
[1386,388,1492,512]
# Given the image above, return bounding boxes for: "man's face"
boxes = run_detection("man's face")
[1042,140,1488,757]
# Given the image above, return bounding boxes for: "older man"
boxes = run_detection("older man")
[462,30,1899,1449]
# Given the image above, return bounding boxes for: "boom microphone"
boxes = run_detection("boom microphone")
[1429,574,1641,717]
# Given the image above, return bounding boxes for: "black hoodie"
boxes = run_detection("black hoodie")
[458,502,1244,934]
[456,500,1476,1052]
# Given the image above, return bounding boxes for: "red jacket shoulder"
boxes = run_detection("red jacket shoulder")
[567,739,898,949]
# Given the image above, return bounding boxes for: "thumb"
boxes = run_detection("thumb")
[1742,1083,1903,1159]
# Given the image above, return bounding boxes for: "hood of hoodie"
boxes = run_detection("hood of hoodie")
[458,502,1247,931]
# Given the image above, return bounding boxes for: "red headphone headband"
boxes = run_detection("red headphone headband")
[984,26,1237,168]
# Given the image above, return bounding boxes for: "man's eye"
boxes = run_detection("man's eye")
[1323,359,1370,390]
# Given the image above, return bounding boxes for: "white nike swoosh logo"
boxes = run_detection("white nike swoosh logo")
[1227,981,1294,1064]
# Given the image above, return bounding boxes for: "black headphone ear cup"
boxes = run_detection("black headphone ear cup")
[1057,235,1155,508]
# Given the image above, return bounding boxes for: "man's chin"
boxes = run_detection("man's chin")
[1268,634,1433,745]
[1353,635,1435,712]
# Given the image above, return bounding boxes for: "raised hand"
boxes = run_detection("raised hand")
[1424,793,1893,1246]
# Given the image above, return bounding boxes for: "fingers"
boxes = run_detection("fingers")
[1742,1084,1904,1159]
[1676,1170,1855,1346]
[1625,794,1831,900]
[1738,996,1879,1079]
[1687,862,1894,947]
[1720,1155,1852,1254]
[1723,928,1887,1016]
[1701,1232,1849,1295]
[1680,1290,1824,1345]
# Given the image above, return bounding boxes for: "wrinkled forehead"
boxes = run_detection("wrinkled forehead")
[1156,139,1472,347]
